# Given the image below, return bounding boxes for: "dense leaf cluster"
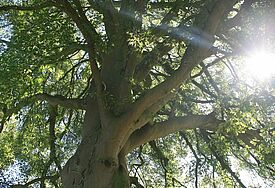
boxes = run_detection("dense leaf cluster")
[0,0,274,187]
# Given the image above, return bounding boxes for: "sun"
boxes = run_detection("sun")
[244,50,275,81]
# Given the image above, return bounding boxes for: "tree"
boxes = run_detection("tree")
[0,0,274,187]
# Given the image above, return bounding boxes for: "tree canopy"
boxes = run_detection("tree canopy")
[0,0,274,187]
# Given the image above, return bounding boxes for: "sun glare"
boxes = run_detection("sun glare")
[244,50,275,81]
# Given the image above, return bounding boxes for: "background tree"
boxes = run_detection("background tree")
[0,0,274,187]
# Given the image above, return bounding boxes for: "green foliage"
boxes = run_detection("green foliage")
[0,0,275,188]
[0,4,86,184]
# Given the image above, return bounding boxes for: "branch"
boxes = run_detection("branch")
[122,114,222,154]
[222,0,253,31]
[35,93,86,110]
[191,80,218,99]
[119,0,140,30]
[149,140,168,171]
[89,0,120,44]
[0,96,36,133]
[0,94,85,133]
[118,91,176,154]
[200,130,247,188]
[53,1,107,125]
[133,0,198,82]
[191,56,225,79]
[200,63,221,94]
[48,43,87,61]
[180,131,199,188]
[54,0,102,50]
[39,105,61,187]
[238,129,262,148]
[121,0,235,134]
[113,1,176,9]
[134,40,173,82]
[130,177,144,188]
[49,105,58,162]
[0,1,54,12]
[11,174,59,188]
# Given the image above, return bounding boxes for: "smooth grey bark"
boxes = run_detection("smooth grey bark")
[60,99,130,188]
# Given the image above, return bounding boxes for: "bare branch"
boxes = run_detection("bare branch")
[40,105,60,187]
[149,140,168,171]
[122,114,222,154]
[48,105,61,170]
[133,0,198,82]
[49,43,87,61]
[35,93,86,110]
[134,40,172,82]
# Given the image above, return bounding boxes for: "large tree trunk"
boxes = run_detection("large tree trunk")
[60,141,129,188]
[60,100,130,188]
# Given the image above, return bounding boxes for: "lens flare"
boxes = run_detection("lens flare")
[244,50,275,81]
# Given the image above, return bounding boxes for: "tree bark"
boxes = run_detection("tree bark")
[57,2,238,187]
[60,138,130,188]
[60,99,130,188]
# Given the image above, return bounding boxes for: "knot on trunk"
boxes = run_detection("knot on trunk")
[101,158,118,168]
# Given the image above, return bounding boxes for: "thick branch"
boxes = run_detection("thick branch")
[122,114,222,154]
[118,91,176,154]
[94,0,120,44]
[121,0,235,133]
[54,0,102,50]
[36,93,86,109]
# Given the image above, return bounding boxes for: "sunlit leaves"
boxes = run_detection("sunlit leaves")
[0,123,16,169]
[0,0,274,187]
